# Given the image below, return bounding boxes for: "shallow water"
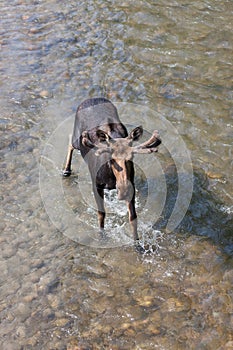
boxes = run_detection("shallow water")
[0,0,233,349]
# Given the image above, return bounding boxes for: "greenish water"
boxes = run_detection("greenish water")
[0,1,232,349]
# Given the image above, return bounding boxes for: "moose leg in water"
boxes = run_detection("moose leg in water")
[63,136,74,177]
[127,191,138,240]
[126,183,145,253]
[93,186,106,230]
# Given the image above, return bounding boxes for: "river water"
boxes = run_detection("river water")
[0,1,233,349]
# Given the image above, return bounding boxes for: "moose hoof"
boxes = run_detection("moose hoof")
[62,169,71,177]
[134,240,146,254]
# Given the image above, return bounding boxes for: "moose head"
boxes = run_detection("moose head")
[81,126,161,201]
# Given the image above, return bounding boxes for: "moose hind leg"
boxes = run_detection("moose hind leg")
[63,142,74,177]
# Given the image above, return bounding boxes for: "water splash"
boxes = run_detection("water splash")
[138,223,165,254]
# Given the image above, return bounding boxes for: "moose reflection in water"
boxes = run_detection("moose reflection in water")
[63,98,161,250]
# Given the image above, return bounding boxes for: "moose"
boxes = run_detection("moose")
[63,97,161,251]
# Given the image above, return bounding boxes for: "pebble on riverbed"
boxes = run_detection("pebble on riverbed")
[39,90,50,98]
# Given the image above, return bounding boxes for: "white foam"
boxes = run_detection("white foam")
[219,205,233,215]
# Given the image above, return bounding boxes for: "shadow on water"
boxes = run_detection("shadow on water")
[150,163,233,256]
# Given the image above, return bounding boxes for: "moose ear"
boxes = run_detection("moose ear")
[96,129,111,143]
[129,126,143,141]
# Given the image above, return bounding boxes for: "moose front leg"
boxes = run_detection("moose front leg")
[127,194,146,253]
[93,187,106,230]
[127,195,138,242]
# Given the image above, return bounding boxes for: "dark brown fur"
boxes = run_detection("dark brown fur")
[63,97,161,248]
